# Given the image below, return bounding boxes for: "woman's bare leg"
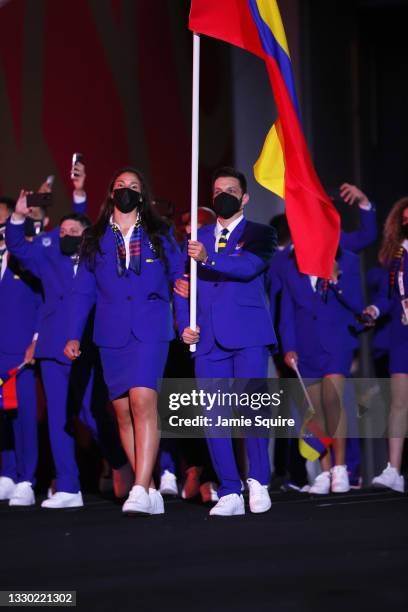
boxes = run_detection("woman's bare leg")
[129,387,160,492]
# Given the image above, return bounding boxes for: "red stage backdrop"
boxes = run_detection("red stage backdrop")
[0,0,233,223]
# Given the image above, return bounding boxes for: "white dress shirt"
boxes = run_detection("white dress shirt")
[109,215,136,269]
[214,215,244,252]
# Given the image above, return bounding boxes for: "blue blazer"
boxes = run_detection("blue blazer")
[267,208,376,330]
[177,219,277,356]
[5,220,85,364]
[67,225,187,348]
[279,249,363,361]
[0,254,42,356]
[340,207,377,252]
[366,266,391,358]
[372,251,408,354]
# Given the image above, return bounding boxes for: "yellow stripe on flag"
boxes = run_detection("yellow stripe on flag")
[255,0,290,58]
[253,121,285,198]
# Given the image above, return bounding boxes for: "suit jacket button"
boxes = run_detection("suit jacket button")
[127,296,132,301]
[313,316,317,320]
[214,283,219,287]
[59,296,63,301]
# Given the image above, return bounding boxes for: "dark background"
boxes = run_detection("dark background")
[0,0,407,240]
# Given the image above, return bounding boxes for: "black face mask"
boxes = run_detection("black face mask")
[112,188,143,214]
[402,224,408,239]
[59,235,82,256]
[213,192,242,219]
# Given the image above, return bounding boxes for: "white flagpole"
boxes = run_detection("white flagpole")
[291,359,315,416]
[189,32,200,353]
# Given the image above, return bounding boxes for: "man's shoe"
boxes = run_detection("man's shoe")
[309,471,331,495]
[372,463,404,493]
[209,493,245,516]
[122,485,151,515]
[9,482,35,506]
[181,466,202,499]
[0,476,16,500]
[149,489,165,514]
[247,478,272,513]
[159,470,178,496]
[331,465,351,493]
[41,491,83,509]
[200,481,219,503]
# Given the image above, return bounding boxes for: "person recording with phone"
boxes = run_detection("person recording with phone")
[0,196,42,506]
[63,167,187,517]
[5,191,94,509]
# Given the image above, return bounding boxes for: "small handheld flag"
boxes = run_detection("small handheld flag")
[0,363,25,411]
[291,359,333,461]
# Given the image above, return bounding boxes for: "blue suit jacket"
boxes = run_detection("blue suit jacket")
[178,219,277,356]
[372,251,408,352]
[0,254,42,356]
[366,266,390,357]
[340,207,377,252]
[267,207,376,330]
[67,225,187,348]
[5,220,85,363]
[279,249,363,360]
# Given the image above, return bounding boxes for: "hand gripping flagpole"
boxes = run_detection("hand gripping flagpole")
[291,358,315,417]
[189,32,200,353]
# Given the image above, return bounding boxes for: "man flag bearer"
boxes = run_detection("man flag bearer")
[179,167,277,517]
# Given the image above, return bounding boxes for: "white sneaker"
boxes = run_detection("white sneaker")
[200,481,219,504]
[0,476,16,500]
[309,471,331,495]
[122,485,151,515]
[181,466,202,499]
[247,478,272,513]
[9,482,35,506]
[149,489,165,514]
[209,493,245,516]
[331,465,350,493]
[372,463,405,493]
[41,491,84,509]
[159,470,178,496]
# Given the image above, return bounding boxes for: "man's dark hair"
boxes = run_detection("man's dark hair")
[0,196,16,212]
[269,213,291,246]
[60,212,91,229]
[212,166,247,194]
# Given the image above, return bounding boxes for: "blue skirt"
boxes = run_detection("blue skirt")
[299,349,354,381]
[99,335,169,400]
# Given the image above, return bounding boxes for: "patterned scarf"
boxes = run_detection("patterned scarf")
[111,221,142,276]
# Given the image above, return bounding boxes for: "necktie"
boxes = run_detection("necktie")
[217,228,229,251]
[316,278,328,302]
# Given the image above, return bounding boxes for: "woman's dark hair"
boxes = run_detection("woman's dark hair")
[379,196,408,266]
[81,166,171,269]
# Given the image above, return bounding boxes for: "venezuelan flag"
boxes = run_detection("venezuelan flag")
[299,417,333,462]
[189,0,340,279]
[0,368,19,411]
